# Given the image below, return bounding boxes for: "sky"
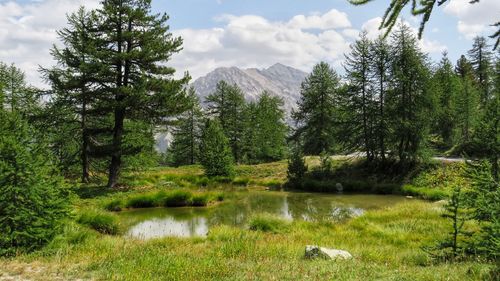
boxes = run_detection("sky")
[0,0,499,87]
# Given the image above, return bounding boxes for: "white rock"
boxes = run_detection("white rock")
[305,245,353,260]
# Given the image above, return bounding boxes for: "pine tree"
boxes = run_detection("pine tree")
[342,31,377,161]
[169,87,204,166]
[0,62,38,117]
[286,144,308,186]
[95,0,190,187]
[432,52,460,147]
[205,81,246,163]
[0,111,69,256]
[292,62,340,155]
[475,54,499,180]
[455,55,479,144]
[199,119,234,177]
[468,36,493,106]
[371,37,391,161]
[252,92,288,163]
[42,7,104,183]
[388,23,432,164]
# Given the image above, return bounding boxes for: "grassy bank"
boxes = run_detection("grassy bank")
[1,159,493,280]
[0,200,494,280]
[290,157,468,200]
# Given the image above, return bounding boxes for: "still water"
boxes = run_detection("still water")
[119,192,407,239]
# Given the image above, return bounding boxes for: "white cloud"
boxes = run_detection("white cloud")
[171,10,352,80]
[444,0,500,39]
[287,9,351,30]
[0,0,100,88]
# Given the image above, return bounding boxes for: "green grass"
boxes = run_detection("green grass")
[248,213,290,233]
[76,209,120,235]
[0,159,495,280]
[1,200,495,280]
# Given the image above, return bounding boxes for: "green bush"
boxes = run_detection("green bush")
[248,214,290,233]
[163,190,193,207]
[199,120,234,177]
[0,112,70,256]
[77,210,120,235]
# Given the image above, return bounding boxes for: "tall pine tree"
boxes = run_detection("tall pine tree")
[169,87,204,166]
[205,81,246,163]
[293,62,340,155]
[388,23,432,164]
[455,55,479,144]
[95,0,190,187]
[432,52,460,147]
[468,36,492,106]
[342,31,377,161]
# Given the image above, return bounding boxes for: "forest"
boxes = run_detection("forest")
[0,0,498,280]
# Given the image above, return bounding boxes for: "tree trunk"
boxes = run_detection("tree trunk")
[108,109,124,188]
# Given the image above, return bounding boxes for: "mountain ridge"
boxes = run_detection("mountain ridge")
[190,63,308,117]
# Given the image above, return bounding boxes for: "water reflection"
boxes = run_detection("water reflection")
[120,192,405,239]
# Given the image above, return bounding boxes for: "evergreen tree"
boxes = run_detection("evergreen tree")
[388,23,432,164]
[292,62,340,155]
[205,81,246,162]
[251,92,288,163]
[95,0,190,187]
[432,52,460,146]
[169,87,204,166]
[0,111,69,256]
[468,36,493,106]
[0,62,38,117]
[475,54,500,180]
[199,119,234,177]
[371,37,391,161]
[455,55,479,144]
[286,144,308,186]
[342,31,377,161]
[43,7,104,183]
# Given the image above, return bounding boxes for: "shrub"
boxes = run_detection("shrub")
[0,112,70,256]
[286,146,307,186]
[77,210,120,235]
[248,214,289,233]
[163,190,192,207]
[199,120,234,177]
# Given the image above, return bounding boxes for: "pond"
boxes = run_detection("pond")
[119,191,408,240]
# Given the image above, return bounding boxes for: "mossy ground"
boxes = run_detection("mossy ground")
[0,159,494,280]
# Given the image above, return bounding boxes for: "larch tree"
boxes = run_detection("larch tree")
[252,92,288,162]
[455,55,479,144]
[169,87,204,166]
[205,81,246,163]
[199,119,234,177]
[468,36,493,106]
[371,36,391,161]
[342,31,377,161]
[292,62,340,155]
[388,23,432,164]
[432,52,461,147]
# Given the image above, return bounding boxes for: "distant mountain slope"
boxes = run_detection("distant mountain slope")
[191,63,307,117]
